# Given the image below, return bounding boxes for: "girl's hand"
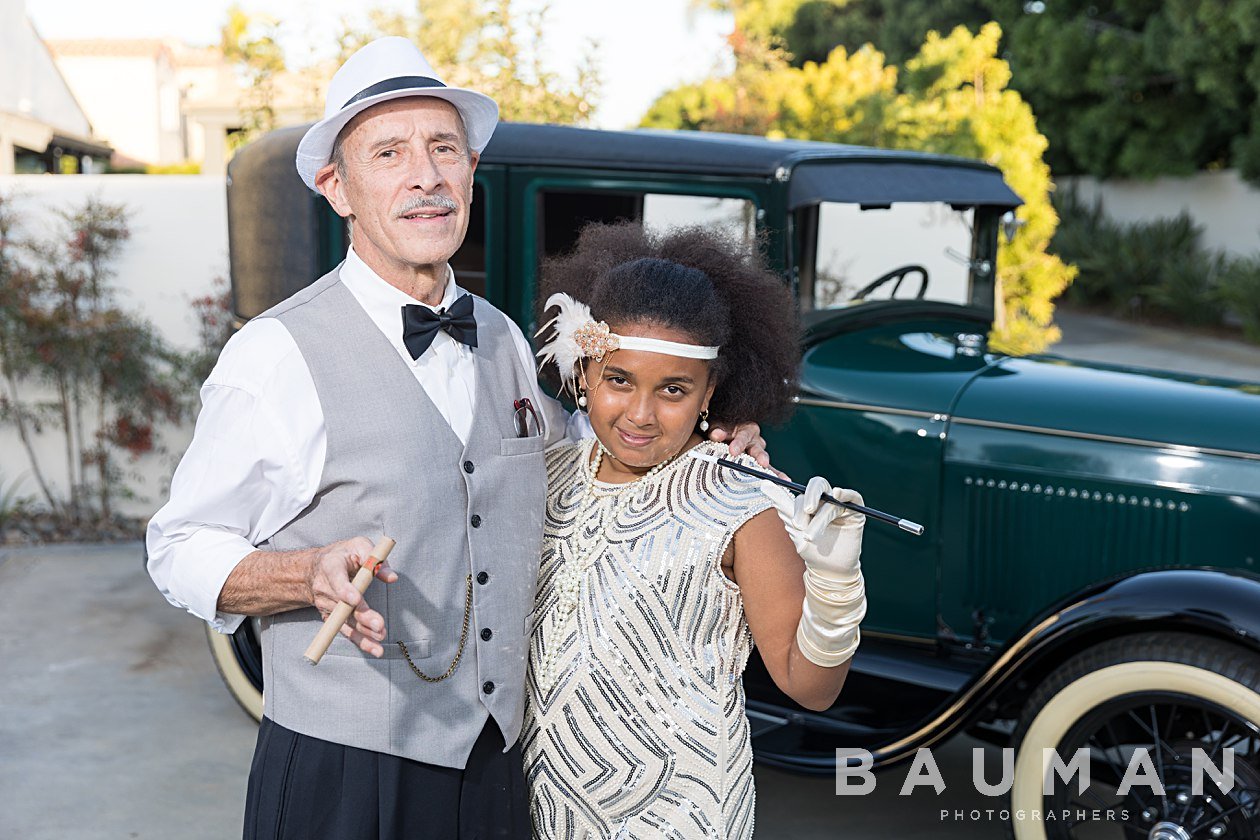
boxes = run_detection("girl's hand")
[758,477,865,582]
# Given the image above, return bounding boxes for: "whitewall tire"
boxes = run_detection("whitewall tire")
[1010,633,1260,840]
[205,621,264,722]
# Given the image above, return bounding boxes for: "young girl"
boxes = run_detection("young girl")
[523,223,868,840]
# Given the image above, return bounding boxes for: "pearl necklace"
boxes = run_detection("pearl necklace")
[537,439,688,687]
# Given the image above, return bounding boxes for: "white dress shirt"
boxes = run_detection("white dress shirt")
[147,247,580,633]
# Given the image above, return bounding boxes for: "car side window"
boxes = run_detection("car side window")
[537,190,755,262]
[450,183,487,297]
[641,194,755,243]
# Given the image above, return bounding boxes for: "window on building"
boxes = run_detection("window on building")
[13,147,48,174]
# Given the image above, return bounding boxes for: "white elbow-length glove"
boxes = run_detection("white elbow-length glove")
[760,476,867,667]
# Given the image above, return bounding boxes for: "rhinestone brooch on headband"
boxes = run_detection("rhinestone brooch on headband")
[572,320,619,363]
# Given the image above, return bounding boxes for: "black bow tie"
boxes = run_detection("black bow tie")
[401,294,478,360]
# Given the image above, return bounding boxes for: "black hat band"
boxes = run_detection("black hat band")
[342,75,447,109]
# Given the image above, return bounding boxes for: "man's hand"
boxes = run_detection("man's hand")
[307,538,399,658]
[708,420,771,467]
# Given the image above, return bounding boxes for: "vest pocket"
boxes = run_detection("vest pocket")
[393,637,433,660]
[323,635,432,659]
[501,435,546,456]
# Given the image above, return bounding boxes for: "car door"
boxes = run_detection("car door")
[764,313,991,641]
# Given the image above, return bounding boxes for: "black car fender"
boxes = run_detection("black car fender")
[889,568,1260,765]
[973,564,1260,703]
[752,568,1260,774]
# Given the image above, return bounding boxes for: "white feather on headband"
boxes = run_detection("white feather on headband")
[535,293,604,396]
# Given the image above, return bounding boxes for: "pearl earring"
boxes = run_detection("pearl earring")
[699,409,710,432]
[577,391,588,410]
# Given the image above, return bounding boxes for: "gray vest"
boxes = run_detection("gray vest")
[255,268,547,769]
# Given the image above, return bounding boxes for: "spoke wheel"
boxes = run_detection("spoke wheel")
[1010,634,1260,840]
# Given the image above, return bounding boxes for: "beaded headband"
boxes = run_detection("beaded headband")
[535,293,720,395]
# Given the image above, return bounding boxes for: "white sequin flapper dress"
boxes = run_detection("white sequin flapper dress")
[523,440,774,839]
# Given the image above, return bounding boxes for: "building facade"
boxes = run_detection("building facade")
[0,0,110,174]
[46,37,325,176]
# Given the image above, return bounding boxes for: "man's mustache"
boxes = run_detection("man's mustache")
[396,195,459,218]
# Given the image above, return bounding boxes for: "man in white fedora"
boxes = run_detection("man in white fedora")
[147,36,766,840]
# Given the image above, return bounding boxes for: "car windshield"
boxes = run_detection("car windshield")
[806,201,977,311]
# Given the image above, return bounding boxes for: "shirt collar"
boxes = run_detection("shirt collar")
[341,246,462,312]
[339,247,468,359]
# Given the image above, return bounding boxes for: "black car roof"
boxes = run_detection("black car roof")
[486,121,978,172]
[235,121,1022,208]
[482,123,1022,208]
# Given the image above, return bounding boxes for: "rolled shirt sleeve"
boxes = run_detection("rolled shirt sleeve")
[146,320,324,634]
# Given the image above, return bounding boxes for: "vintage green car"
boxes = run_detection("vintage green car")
[212,122,1260,839]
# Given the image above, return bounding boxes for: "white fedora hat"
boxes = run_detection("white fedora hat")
[295,36,499,191]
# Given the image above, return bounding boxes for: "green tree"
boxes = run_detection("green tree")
[698,0,990,66]
[640,32,790,137]
[723,0,1260,184]
[337,1,600,125]
[645,23,1074,354]
[997,0,1256,181]
[693,0,803,44]
[899,25,1074,352]
[221,4,287,148]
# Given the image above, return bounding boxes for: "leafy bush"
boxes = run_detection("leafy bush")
[1219,256,1260,343]
[0,471,31,533]
[1051,189,1258,340]
[1149,250,1229,327]
[145,162,202,175]
[0,191,192,525]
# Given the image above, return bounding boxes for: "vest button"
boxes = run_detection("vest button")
[463,460,474,474]
[470,514,482,528]
[482,681,495,695]
[476,571,489,585]
[480,628,492,641]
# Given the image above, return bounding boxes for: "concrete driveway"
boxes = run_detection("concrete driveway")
[0,543,1011,839]
[1054,308,1260,382]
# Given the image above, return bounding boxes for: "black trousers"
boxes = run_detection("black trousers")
[242,717,530,840]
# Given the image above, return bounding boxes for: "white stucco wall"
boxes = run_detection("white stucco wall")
[52,54,172,165]
[0,174,227,518]
[1061,170,1260,258]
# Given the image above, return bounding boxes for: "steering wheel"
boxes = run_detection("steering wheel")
[849,265,929,301]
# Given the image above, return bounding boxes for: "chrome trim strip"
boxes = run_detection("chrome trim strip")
[866,612,1062,762]
[862,630,937,647]
[950,416,1260,463]
[745,708,790,726]
[797,395,1260,462]
[797,396,943,421]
